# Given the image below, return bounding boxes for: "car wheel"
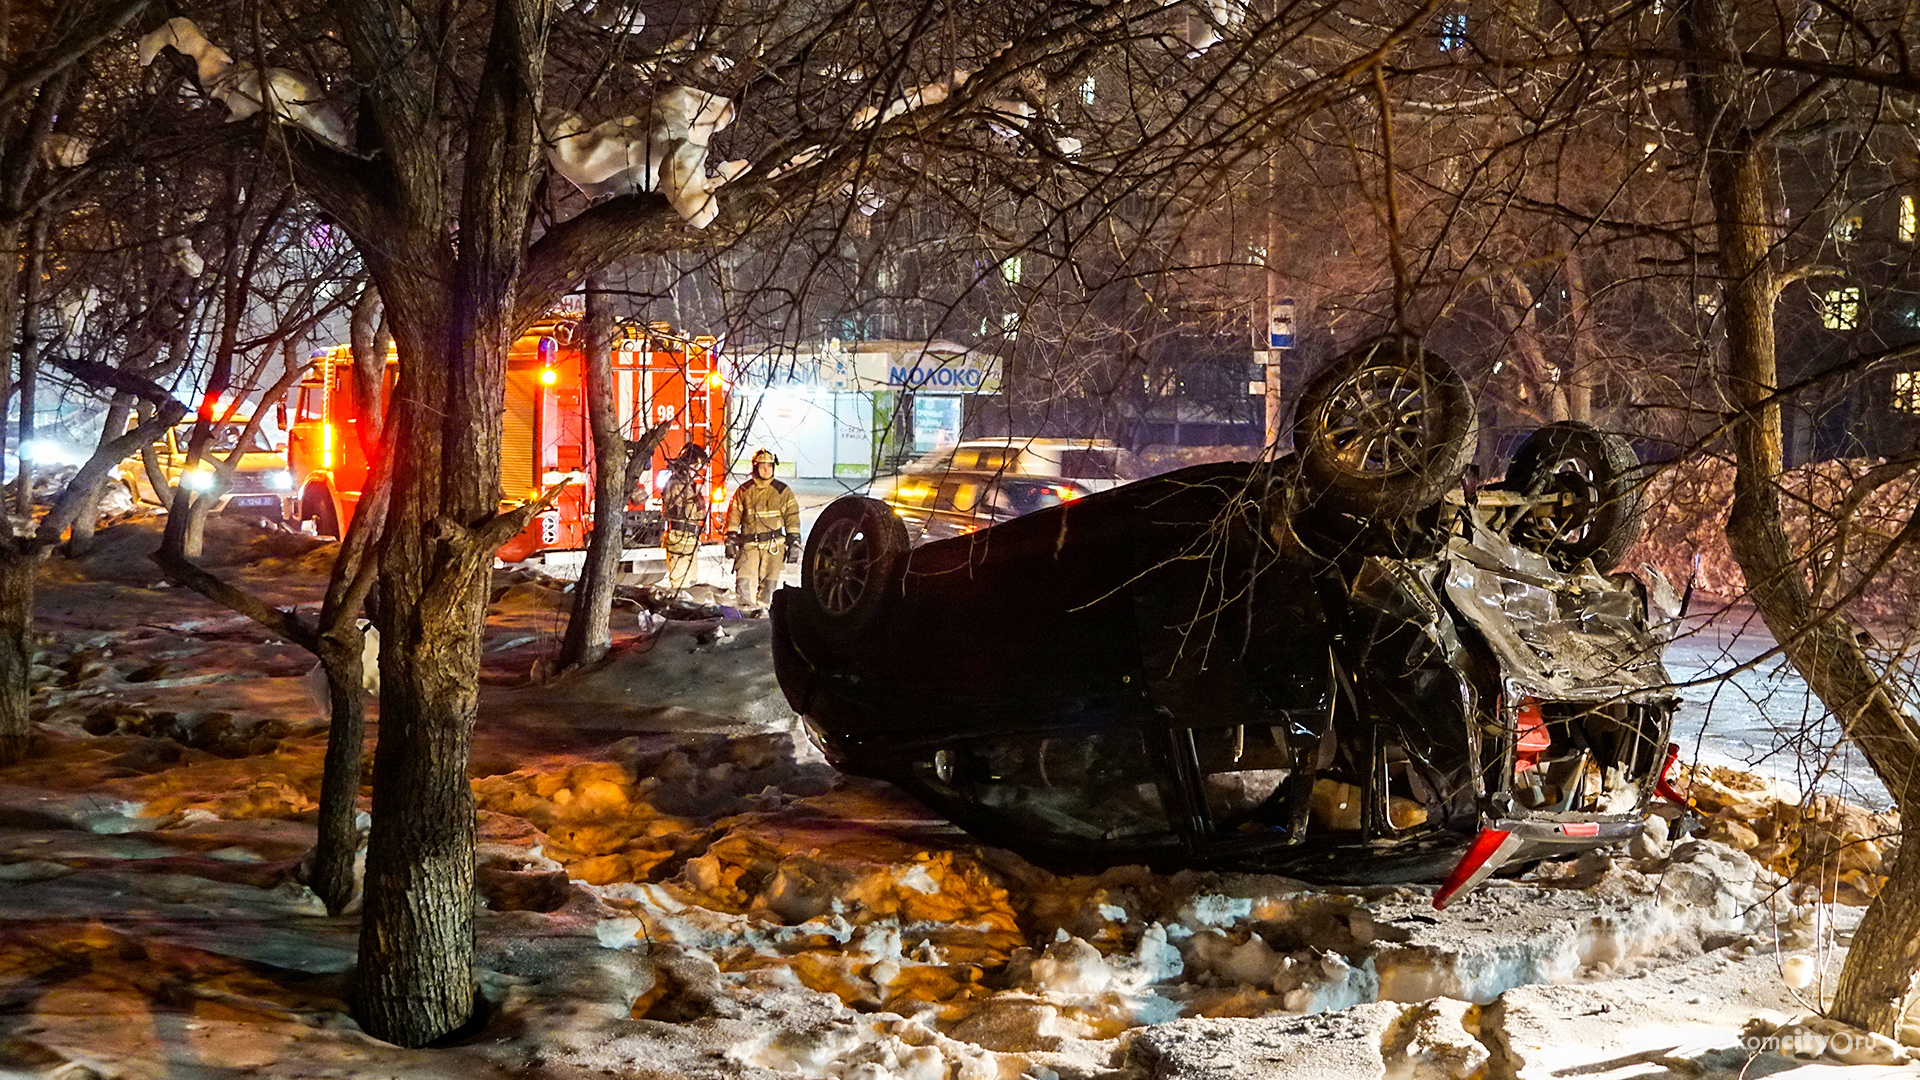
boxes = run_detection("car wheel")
[1504,421,1644,571]
[802,496,908,630]
[1293,336,1478,517]
[304,489,341,539]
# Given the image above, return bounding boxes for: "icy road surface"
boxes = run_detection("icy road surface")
[1667,607,1894,810]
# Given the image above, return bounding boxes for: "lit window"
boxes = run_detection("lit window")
[1001,256,1022,284]
[1440,13,1469,51]
[1819,287,1861,330]
[1901,195,1916,243]
[1831,215,1862,242]
[1081,75,1097,105]
[1895,371,1920,413]
[1697,292,1720,316]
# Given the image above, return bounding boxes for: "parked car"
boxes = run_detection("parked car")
[873,437,1136,501]
[120,419,293,521]
[882,469,1089,543]
[772,337,1681,906]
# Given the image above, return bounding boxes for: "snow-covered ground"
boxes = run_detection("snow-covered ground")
[0,518,1914,1080]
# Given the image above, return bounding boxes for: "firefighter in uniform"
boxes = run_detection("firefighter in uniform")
[724,448,801,615]
[660,444,709,596]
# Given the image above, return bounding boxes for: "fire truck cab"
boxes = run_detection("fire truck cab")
[285,318,729,564]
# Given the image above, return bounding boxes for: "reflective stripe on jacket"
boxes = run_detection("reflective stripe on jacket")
[662,473,707,538]
[725,478,800,540]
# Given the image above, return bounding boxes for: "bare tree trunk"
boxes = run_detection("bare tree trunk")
[0,540,30,765]
[355,309,493,1046]
[305,480,389,915]
[11,217,44,515]
[559,283,669,670]
[0,221,17,474]
[352,0,554,1041]
[310,314,394,917]
[311,621,371,911]
[1683,0,1920,1035]
[559,281,623,668]
[1561,253,1594,424]
[64,394,133,556]
[1489,269,1568,425]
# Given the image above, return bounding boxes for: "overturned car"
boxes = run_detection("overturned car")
[771,338,1681,906]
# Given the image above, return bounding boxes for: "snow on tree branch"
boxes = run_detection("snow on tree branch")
[545,86,749,228]
[137,17,349,149]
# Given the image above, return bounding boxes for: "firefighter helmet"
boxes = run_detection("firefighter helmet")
[751,448,778,468]
[675,443,708,469]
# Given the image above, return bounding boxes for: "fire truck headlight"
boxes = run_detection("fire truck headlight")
[539,367,559,386]
[180,470,217,492]
[266,470,294,491]
[710,485,727,505]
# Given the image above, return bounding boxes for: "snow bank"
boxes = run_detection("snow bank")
[6,541,1914,1080]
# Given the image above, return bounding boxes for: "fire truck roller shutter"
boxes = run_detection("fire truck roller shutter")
[502,376,538,498]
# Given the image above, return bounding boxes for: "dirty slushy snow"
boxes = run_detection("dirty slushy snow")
[1,522,1912,1079]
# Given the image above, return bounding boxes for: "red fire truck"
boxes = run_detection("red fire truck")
[284,318,729,562]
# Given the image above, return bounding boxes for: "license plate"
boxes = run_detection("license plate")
[229,495,278,508]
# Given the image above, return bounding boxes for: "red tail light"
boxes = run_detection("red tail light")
[1433,828,1522,909]
[1512,696,1549,774]
[1655,743,1696,811]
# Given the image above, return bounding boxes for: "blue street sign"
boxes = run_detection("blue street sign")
[1269,298,1296,350]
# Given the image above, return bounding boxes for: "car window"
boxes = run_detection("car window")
[995,478,1077,516]
[922,730,1171,842]
[938,481,983,512]
[904,448,956,472]
[892,477,938,509]
[181,425,273,455]
[296,385,326,422]
[1190,725,1297,829]
[1058,448,1122,480]
[950,447,1015,472]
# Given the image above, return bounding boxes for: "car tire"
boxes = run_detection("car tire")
[303,488,341,539]
[801,496,908,632]
[1294,336,1478,517]
[1503,421,1645,571]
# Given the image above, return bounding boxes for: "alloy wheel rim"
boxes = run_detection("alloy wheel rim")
[813,519,873,616]
[1319,364,1436,478]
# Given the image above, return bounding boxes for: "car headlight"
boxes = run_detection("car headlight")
[266,470,294,491]
[180,470,217,492]
[20,438,84,465]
